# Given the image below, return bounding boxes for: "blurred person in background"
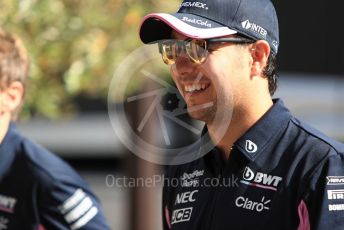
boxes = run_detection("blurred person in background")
[139,0,344,229]
[0,28,110,229]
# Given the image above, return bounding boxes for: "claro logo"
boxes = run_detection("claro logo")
[240,167,282,191]
[235,196,271,212]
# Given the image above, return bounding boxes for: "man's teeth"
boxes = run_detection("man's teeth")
[185,84,207,93]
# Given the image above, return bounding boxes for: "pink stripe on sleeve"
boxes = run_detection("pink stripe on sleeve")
[38,225,46,230]
[165,205,172,229]
[297,200,310,230]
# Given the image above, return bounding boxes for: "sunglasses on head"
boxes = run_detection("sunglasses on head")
[158,36,255,65]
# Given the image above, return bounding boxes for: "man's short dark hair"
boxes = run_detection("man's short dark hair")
[238,38,278,96]
[264,54,278,96]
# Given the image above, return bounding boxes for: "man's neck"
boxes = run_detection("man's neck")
[207,98,274,160]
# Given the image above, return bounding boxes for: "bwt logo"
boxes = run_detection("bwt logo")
[0,194,17,213]
[242,167,282,189]
[181,2,208,10]
[175,190,198,205]
[171,207,193,224]
[241,20,267,38]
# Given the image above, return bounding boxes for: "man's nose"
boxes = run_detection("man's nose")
[174,55,197,76]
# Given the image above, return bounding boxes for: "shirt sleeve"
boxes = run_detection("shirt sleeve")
[36,170,111,230]
[305,152,344,229]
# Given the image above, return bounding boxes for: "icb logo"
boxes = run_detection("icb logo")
[171,207,193,224]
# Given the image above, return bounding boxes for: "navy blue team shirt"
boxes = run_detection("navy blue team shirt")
[0,124,110,229]
[162,99,344,230]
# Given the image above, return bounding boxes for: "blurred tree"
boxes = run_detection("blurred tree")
[0,0,179,119]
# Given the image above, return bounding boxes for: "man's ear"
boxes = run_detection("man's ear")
[1,81,24,112]
[250,40,270,77]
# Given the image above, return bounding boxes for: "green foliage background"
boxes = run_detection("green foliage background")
[1,0,179,119]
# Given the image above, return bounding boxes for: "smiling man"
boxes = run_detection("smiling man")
[139,0,344,229]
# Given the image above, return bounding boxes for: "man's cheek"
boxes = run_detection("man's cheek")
[170,71,183,96]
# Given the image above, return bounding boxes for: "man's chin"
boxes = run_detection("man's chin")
[187,108,214,124]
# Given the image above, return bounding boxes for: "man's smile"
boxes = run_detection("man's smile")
[184,83,210,93]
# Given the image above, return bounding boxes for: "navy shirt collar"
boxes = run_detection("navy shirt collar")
[0,122,21,179]
[0,122,19,148]
[199,99,292,163]
[234,99,292,161]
